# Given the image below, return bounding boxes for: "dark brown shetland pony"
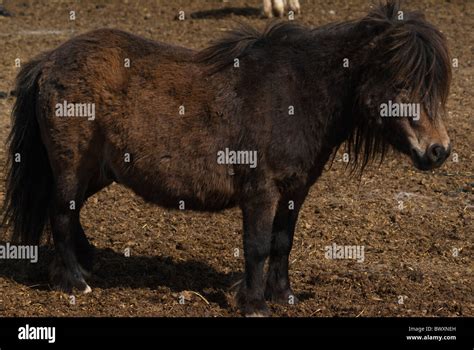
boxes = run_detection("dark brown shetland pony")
[2,1,451,316]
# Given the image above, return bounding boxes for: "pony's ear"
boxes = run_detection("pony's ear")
[357,0,409,37]
[358,16,391,37]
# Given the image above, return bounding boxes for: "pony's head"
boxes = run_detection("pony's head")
[352,1,452,171]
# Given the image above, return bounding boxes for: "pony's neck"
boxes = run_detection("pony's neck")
[295,22,377,163]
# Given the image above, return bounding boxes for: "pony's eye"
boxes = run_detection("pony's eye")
[393,84,408,97]
[395,83,404,90]
[397,88,411,101]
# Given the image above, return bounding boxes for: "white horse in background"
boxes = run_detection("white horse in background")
[262,0,301,17]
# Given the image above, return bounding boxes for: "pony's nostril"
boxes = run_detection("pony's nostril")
[432,145,442,157]
[427,144,446,163]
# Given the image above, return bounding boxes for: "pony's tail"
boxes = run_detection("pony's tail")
[2,53,53,245]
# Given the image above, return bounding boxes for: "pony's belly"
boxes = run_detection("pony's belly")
[117,165,237,211]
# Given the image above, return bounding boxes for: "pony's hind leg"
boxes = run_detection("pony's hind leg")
[49,176,91,293]
[74,224,94,277]
[51,169,113,288]
[75,175,113,275]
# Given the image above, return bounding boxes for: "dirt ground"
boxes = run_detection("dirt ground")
[0,0,472,317]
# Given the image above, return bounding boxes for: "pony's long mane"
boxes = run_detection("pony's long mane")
[194,20,308,74]
[195,0,452,173]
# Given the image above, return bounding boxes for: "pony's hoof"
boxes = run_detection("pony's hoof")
[245,311,268,317]
[83,284,92,294]
[242,303,271,317]
[237,287,271,316]
[49,255,90,293]
[265,287,299,305]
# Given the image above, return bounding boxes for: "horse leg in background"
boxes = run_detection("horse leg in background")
[288,0,301,14]
[49,169,92,293]
[272,0,286,17]
[263,0,300,18]
[237,189,279,316]
[262,0,273,18]
[265,191,307,304]
[263,0,285,18]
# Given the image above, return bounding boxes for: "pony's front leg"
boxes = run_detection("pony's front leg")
[238,190,279,317]
[265,190,307,304]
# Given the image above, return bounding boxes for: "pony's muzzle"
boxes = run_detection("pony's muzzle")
[427,143,451,165]
[410,143,451,170]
